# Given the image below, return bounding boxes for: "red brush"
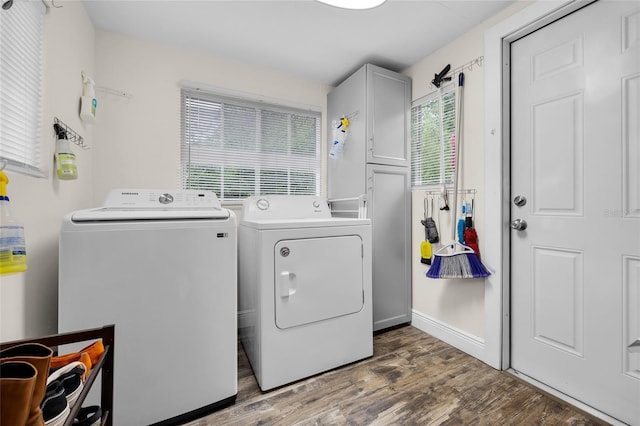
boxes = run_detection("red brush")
[463,228,481,260]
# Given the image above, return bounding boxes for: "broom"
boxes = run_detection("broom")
[426,72,490,279]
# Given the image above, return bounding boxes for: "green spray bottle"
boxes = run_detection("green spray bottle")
[54,123,78,180]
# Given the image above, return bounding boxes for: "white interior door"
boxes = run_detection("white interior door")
[510,1,640,423]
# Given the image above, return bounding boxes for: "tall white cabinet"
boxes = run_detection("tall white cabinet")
[327,64,411,331]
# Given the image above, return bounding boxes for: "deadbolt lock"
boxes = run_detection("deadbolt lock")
[513,195,527,207]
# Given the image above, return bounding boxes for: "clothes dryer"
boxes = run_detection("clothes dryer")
[59,189,237,425]
[238,195,372,391]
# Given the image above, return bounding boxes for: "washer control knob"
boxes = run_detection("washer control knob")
[159,193,174,204]
[256,198,270,211]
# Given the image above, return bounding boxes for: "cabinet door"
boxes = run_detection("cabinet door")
[367,164,411,331]
[366,65,411,167]
[327,65,367,200]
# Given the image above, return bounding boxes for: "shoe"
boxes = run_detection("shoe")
[40,380,70,426]
[73,406,102,426]
[1,342,53,426]
[48,361,87,408]
[50,340,103,379]
[0,361,37,426]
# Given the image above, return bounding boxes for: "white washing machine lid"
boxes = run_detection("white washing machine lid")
[240,217,370,230]
[71,189,230,221]
[72,207,229,221]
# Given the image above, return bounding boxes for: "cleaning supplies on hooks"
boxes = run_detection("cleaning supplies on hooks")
[457,203,466,244]
[54,123,78,180]
[422,197,439,243]
[0,169,27,275]
[80,71,97,124]
[463,198,481,259]
[420,221,432,265]
[439,185,450,211]
[426,72,490,279]
[329,117,349,159]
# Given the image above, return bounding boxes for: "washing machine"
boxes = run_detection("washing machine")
[238,195,372,391]
[59,189,237,426]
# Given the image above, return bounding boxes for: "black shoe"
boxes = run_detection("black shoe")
[48,361,86,408]
[41,381,70,426]
[73,406,102,426]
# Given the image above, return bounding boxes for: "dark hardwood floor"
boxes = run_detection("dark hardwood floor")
[183,325,607,425]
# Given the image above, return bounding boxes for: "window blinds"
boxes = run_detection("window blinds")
[410,86,456,187]
[181,89,321,200]
[0,0,46,176]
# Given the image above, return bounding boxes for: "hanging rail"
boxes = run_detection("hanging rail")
[423,188,476,196]
[328,194,367,219]
[429,56,483,90]
[95,86,133,100]
[54,117,89,150]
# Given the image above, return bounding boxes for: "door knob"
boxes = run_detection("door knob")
[511,218,527,231]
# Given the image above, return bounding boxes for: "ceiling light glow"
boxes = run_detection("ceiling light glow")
[317,0,386,10]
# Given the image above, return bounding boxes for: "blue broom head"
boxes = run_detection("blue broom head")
[426,254,443,278]
[426,245,491,279]
[466,252,491,278]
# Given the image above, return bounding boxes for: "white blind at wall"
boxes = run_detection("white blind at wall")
[0,0,46,176]
[410,85,456,187]
[181,89,321,200]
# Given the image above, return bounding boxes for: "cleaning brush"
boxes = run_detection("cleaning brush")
[420,219,433,265]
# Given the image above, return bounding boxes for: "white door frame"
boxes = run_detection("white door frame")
[482,0,597,370]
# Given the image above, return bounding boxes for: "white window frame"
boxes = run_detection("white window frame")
[180,87,321,201]
[0,0,46,177]
[410,83,456,188]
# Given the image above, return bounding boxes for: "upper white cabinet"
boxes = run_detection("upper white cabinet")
[366,65,411,166]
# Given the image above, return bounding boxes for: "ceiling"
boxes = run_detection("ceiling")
[81,0,515,86]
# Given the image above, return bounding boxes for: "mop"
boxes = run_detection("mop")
[426,72,490,279]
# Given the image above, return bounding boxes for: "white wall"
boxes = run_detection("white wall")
[91,31,330,204]
[403,1,530,348]
[1,0,95,341]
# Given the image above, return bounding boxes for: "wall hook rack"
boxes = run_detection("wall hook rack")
[423,188,476,197]
[429,56,484,90]
[96,86,133,101]
[53,117,89,150]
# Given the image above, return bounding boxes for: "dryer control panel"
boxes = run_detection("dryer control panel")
[243,195,331,221]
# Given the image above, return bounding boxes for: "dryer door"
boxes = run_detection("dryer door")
[274,235,364,329]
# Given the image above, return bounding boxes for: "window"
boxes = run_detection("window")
[0,0,46,176]
[181,89,321,201]
[410,85,456,187]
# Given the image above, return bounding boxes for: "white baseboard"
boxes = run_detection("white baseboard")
[411,309,485,361]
